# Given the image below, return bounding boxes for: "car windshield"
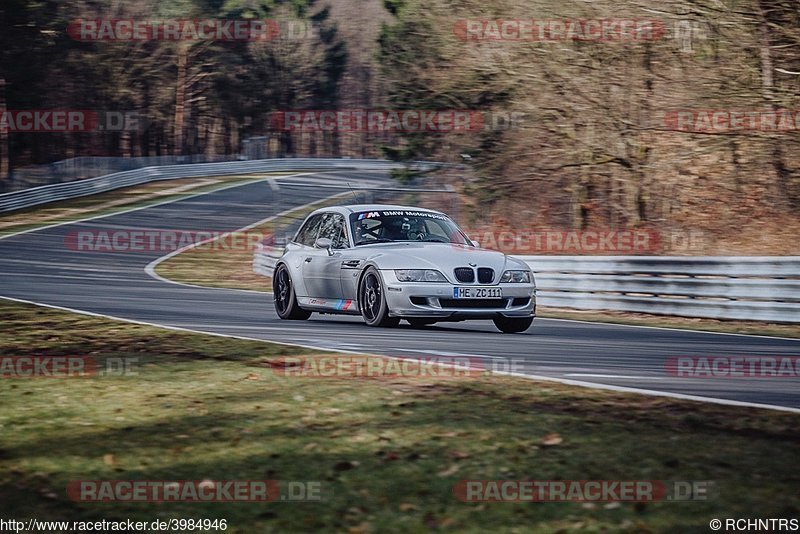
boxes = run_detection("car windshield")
[350,209,472,246]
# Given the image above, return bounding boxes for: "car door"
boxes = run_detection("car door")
[301,212,348,300]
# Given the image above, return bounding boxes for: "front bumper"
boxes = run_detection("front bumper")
[380,269,536,320]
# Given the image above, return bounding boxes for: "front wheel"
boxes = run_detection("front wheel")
[273,265,311,320]
[358,268,400,327]
[493,316,533,333]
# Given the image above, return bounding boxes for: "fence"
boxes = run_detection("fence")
[3,154,239,192]
[522,256,800,323]
[0,158,439,213]
[253,248,800,323]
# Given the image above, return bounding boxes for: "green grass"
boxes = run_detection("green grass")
[0,300,798,532]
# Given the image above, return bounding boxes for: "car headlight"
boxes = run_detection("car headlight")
[500,270,531,283]
[394,269,447,282]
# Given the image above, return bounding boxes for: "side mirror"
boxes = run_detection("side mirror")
[470,240,480,248]
[315,237,333,255]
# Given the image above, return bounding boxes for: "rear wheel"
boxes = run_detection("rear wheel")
[273,265,311,320]
[493,316,533,333]
[407,319,436,328]
[358,268,400,327]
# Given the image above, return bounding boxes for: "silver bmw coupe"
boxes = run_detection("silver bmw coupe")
[272,205,536,333]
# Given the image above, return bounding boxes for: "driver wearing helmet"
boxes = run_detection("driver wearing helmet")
[381,218,408,241]
[405,218,427,240]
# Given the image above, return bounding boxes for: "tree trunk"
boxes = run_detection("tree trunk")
[757,1,793,207]
[0,78,8,183]
[173,45,188,156]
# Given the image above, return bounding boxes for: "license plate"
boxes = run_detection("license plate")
[453,287,502,299]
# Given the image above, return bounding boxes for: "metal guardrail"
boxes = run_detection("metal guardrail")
[4,154,238,192]
[253,248,800,323]
[521,256,800,323]
[253,243,284,277]
[0,158,437,213]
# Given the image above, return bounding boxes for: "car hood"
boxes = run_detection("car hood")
[356,242,529,282]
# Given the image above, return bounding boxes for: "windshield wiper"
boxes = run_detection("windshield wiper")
[354,238,395,246]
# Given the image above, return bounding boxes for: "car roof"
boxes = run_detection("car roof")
[308,204,448,217]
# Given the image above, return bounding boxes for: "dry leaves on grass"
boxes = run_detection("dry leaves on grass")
[262,357,302,370]
[437,464,460,477]
[541,432,564,446]
[347,522,372,534]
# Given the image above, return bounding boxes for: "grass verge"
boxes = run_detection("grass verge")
[153,193,351,291]
[0,173,293,238]
[0,299,798,532]
[537,308,800,339]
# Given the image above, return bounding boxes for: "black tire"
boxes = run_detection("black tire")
[407,319,436,328]
[358,267,400,327]
[493,316,533,333]
[273,264,311,320]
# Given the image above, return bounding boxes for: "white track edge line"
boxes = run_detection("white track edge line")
[535,316,800,342]
[0,172,312,241]
[1,294,798,414]
[143,188,352,291]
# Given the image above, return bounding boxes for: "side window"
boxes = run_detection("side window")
[295,214,323,246]
[317,213,349,249]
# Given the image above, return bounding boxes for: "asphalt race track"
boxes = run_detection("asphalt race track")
[1,170,798,411]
